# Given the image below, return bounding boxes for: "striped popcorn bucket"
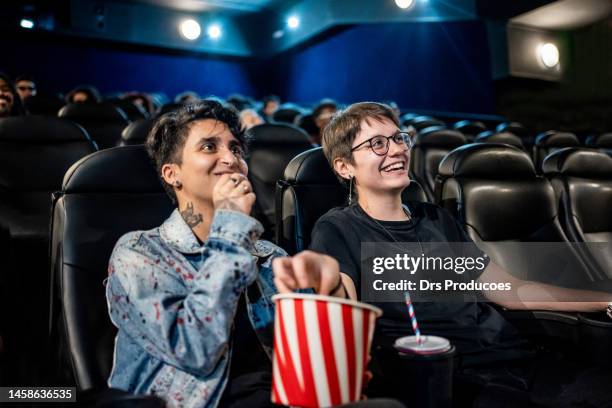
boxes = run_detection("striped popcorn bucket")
[271,293,382,408]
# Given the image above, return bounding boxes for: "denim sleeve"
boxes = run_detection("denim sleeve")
[106,210,263,377]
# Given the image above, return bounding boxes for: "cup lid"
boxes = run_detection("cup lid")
[394,335,451,355]
[272,293,383,317]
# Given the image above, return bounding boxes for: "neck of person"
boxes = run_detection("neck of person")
[177,197,215,244]
[357,189,408,221]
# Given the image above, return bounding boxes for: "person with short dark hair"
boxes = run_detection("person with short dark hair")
[259,95,280,123]
[0,73,24,117]
[65,85,101,104]
[105,100,358,407]
[14,75,37,101]
[311,99,338,145]
[174,90,200,104]
[310,101,612,407]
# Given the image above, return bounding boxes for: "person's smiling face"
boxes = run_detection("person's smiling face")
[174,119,248,206]
[349,116,411,198]
[0,78,15,116]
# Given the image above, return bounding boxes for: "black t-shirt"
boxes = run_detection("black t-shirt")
[309,202,529,366]
[220,293,273,406]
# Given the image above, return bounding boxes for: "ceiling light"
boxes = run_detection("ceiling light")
[287,16,299,29]
[395,0,415,9]
[20,19,34,29]
[180,19,201,40]
[538,43,559,68]
[207,24,221,39]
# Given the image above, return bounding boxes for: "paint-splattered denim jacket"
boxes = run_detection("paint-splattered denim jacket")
[105,209,284,408]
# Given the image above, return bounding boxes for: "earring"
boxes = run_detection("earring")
[348,175,354,205]
[174,181,182,188]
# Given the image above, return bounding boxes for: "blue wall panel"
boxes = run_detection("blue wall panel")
[274,22,494,113]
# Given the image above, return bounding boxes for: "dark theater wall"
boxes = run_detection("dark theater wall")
[271,22,495,113]
[1,35,256,100]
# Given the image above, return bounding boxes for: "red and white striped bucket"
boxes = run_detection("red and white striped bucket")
[271,293,382,407]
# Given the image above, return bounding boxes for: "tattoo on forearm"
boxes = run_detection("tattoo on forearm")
[180,202,203,228]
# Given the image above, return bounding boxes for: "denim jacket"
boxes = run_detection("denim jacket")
[105,209,284,408]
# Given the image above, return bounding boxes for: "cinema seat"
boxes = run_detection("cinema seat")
[246,123,313,240]
[118,118,154,146]
[0,115,96,384]
[48,145,173,389]
[273,107,302,124]
[452,120,487,141]
[496,122,528,138]
[410,126,467,201]
[436,143,599,285]
[107,98,148,121]
[543,148,612,278]
[58,102,130,150]
[475,131,525,151]
[533,130,580,173]
[585,132,612,155]
[408,116,445,131]
[276,147,428,255]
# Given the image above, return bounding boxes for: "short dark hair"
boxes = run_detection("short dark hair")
[145,99,247,204]
[322,102,399,185]
[263,95,280,105]
[313,99,338,120]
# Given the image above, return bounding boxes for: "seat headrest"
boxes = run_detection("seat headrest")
[453,120,487,134]
[475,131,524,148]
[585,133,612,148]
[58,102,128,122]
[438,143,535,179]
[417,127,467,147]
[62,145,164,193]
[535,130,579,147]
[121,118,154,143]
[496,121,526,136]
[542,148,612,178]
[283,147,338,184]
[410,116,445,130]
[249,123,312,145]
[0,116,92,143]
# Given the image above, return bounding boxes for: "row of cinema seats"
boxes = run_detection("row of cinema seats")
[409,125,612,200]
[1,110,610,387]
[44,140,612,394]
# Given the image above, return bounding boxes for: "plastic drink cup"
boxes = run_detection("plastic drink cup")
[271,293,382,408]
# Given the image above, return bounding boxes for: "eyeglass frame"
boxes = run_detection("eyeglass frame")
[350,127,417,156]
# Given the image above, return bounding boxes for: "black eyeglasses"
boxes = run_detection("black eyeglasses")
[351,128,416,156]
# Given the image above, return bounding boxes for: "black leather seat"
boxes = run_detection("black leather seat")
[276,147,428,255]
[58,103,130,150]
[0,115,96,384]
[48,145,173,389]
[496,122,528,138]
[435,143,599,285]
[107,98,148,121]
[410,126,467,201]
[475,131,525,151]
[533,130,580,173]
[273,107,302,124]
[246,123,313,239]
[585,133,612,153]
[157,102,184,116]
[543,148,612,278]
[452,120,487,141]
[118,118,154,146]
[408,116,445,131]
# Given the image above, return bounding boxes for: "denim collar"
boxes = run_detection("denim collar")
[159,208,277,258]
[159,209,202,254]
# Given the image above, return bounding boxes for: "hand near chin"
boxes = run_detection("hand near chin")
[212,173,256,215]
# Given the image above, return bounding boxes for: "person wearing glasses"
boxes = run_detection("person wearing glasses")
[14,75,37,102]
[309,102,612,407]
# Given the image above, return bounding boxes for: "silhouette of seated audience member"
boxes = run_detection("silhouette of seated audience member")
[259,95,280,123]
[311,99,338,145]
[0,73,24,117]
[14,75,37,102]
[65,85,102,104]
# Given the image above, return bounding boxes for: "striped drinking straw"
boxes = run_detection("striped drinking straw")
[404,291,422,344]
